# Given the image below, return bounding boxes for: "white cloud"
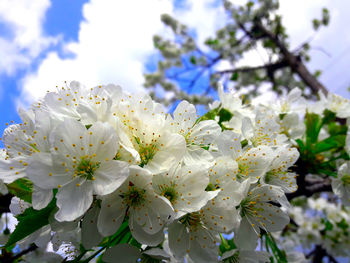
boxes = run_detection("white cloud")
[173,0,226,50]
[20,0,174,105]
[0,0,57,75]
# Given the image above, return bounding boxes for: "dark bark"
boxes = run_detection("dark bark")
[215,59,289,75]
[1,244,38,263]
[235,19,328,96]
[308,245,338,263]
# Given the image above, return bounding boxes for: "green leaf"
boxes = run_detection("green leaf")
[129,237,142,249]
[195,107,219,123]
[322,8,330,25]
[189,56,196,65]
[5,197,56,248]
[264,232,288,263]
[96,255,107,263]
[337,218,349,231]
[322,109,336,124]
[279,113,287,120]
[246,1,254,8]
[218,108,233,124]
[7,178,33,203]
[313,135,345,153]
[312,19,321,30]
[205,39,219,46]
[328,122,348,136]
[324,220,334,231]
[305,113,322,145]
[241,139,248,149]
[230,72,239,81]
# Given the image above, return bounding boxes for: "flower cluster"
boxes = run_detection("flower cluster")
[0,82,350,262]
[286,196,350,259]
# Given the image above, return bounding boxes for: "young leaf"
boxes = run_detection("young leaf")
[7,178,33,203]
[5,197,56,248]
[328,122,348,136]
[322,109,336,124]
[305,113,322,145]
[195,107,219,123]
[313,135,345,153]
[218,108,233,124]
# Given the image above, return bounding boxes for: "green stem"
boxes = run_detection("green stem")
[219,234,230,250]
[72,249,88,262]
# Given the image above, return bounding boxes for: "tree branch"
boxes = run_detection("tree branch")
[252,20,328,95]
[287,174,332,201]
[308,245,338,263]
[214,59,288,75]
[1,244,38,263]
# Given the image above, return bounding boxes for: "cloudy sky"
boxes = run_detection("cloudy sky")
[0,0,350,137]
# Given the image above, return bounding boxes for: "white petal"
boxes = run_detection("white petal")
[168,221,189,259]
[234,217,259,250]
[183,146,214,168]
[187,120,221,145]
[97,194,126,236]
[177,165,209,197]
[9,197,31,216]
[93,160,129,195]
[129,215,164,246]
[50,118,86,159]
[32,185,53,210]
[201,198,239,233]
[55,180,93,222]
[103,244,141,263]
[87,122,119,162]
[175,191,219,218]
[173,100,197,129]
[287,87,302,102]
[0,157,26,183]
[146,133,186,173]
[257,203,290,232]
[0,181,8,195]
[216,130,242,159]
[27,153,71,190]
[241,117,255,140]
[82,205,103,249]
[188,230,218,263]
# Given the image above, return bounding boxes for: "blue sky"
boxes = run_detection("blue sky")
[1,0,350,140]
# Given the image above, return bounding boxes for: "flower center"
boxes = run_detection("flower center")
[75,157,100,180]
[265,170,287,183]
[123,184,146,208]
[224,251,240,263]
[160,186,178,203]
[205,182,220,191]
[134,137,159,166]
[180,212,202,228]
[237,162,249,179]
[239,198,257,217]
